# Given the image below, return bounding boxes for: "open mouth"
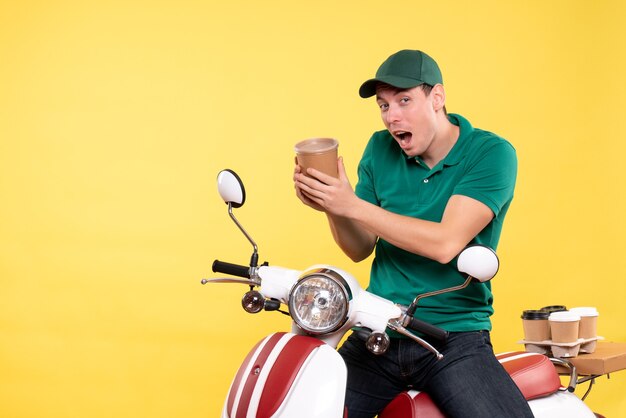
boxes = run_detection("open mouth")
[394,131,413,146]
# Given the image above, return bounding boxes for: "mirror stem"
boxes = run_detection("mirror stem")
[406,276,473,317]
[228,203,259,267]
[249,252,259,269]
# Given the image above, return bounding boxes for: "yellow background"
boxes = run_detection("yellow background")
[1,0,625,416]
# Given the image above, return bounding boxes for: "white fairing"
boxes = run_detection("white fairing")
[220,334,346,418]
[528,390,596,417]
[270,344,346,417]
[258,266,299,303]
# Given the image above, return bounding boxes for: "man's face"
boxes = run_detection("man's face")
[375,85,437,158]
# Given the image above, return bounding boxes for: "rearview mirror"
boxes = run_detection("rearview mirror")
[217,169,245,208]
[457,245,499,283]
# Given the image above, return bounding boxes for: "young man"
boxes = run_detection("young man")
[293,49,533,417]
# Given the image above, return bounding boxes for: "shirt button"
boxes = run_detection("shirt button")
[423,179,429,183]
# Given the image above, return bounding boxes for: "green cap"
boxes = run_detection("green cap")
[359,50,443,98]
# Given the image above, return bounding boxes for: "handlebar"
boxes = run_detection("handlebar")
[405,316,449,343]
[212,260,250,278]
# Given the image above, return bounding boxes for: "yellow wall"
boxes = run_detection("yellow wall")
[1,0,625,416]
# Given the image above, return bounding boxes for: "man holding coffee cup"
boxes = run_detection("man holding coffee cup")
[293,50,531,417]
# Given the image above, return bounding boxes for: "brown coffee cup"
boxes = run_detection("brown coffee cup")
[569,307,599,339]
[295,138,339,178]
[549,311,580,343]
[521,310,551,342]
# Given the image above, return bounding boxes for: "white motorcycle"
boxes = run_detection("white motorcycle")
[203,169,601,418]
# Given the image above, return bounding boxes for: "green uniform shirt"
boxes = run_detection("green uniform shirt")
[355,113,517,332]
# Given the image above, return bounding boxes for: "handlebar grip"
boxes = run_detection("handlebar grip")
[406,317,449,342]
[212,260,250,278]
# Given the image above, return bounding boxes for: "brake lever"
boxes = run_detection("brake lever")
[387,318,444,360]
[201,277,261,286]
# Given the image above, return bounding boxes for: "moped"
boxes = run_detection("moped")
[203,169,601,418]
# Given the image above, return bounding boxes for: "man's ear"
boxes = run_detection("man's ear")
[431,84,446,112]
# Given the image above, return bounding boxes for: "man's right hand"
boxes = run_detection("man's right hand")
[293,164,326,212]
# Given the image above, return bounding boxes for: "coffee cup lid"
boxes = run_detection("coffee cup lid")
[569,307,599,317]
[549,311,581,322]
[540,305,567,313]
[521,310,549,320]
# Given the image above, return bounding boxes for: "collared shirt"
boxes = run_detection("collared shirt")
[355,113,517,332]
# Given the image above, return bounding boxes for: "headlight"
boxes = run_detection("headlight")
[288,268,351,335]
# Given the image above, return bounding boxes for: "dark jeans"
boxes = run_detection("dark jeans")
[338,331,535,418]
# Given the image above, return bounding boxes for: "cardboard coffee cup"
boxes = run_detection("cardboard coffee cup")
[295,138,339,178]
[521,310,551,342]
[549,311,580,343]
[569,307,599,339]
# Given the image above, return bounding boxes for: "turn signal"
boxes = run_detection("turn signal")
[366,331,390,355]
[241,291,265,313]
